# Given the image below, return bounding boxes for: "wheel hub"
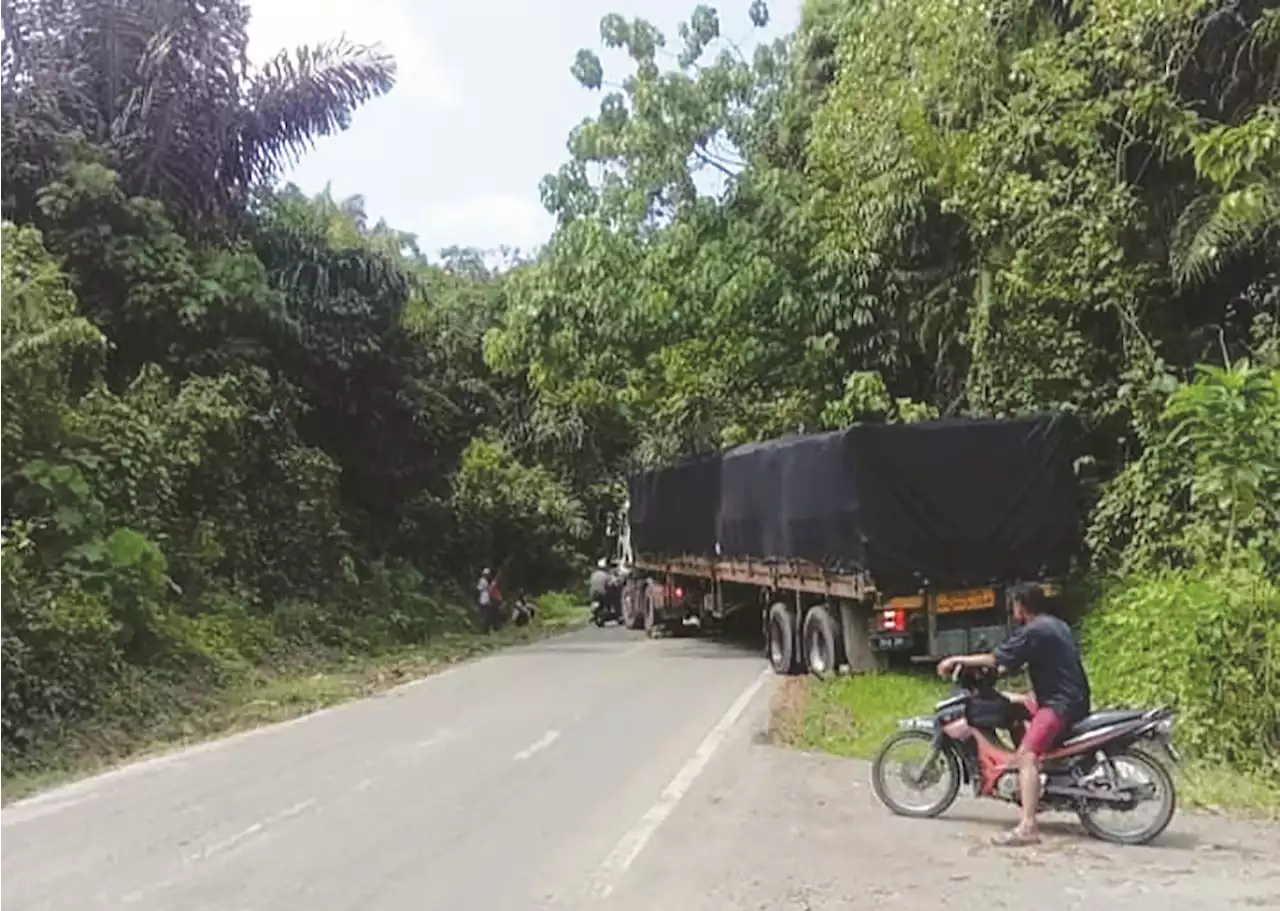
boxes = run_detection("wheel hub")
[808,636,827,672]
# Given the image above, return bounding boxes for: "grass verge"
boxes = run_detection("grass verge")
[1,597,590,804]
[770,671,1280,820]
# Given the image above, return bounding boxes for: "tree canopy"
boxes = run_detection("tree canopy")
[2,0,1277,780]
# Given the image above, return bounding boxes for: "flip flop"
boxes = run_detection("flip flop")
[991,828,1041,847]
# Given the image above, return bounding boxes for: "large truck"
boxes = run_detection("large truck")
[612,414,1080,675]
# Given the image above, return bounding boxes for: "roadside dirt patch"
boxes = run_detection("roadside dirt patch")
[765,676,809,747]
[609,734,1280,911]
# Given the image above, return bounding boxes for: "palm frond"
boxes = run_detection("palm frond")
[1171,184,1280,286]
[241,38,395,185]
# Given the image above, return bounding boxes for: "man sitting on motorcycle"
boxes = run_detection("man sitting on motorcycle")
[589,558,613,619]
[937,582,1092,846]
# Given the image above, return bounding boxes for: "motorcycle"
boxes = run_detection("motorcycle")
[591,584,621,627]
[870,665,1180,845]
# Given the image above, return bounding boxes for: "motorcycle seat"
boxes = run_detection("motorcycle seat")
[1066,709,1148,737]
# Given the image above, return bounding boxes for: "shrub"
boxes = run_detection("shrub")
[1089,361,1280,574]
[1,532,124,760]
[534,590,586,628]
[451,438,589,592]
[1083,560,1280,781]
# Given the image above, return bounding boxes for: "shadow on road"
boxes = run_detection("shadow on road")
[928,809,1207,852]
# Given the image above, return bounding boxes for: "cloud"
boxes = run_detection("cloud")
[418,195,554,253]
[246,0,460,109]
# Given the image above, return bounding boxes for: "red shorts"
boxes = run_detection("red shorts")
[1019,695,1065,756]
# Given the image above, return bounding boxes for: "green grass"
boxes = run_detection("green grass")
[772,671,948,759]
[772,671,1280,819]
[2,597,590,804]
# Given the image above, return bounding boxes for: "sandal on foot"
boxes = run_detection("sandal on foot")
[991,828,1041,847]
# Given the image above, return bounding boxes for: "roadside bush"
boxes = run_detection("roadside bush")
[1,534,124,760]
[1089,361,1280,574]
[451,438,589,592]
[1083,560,1280,781]
[534,590,587,628]
[337,562,472,648]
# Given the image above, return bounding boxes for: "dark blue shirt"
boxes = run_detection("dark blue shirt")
[994,613,1091,723]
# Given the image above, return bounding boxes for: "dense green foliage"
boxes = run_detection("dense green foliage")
[1085,563,1279,778]
[2,0,1277,784]
[0,1,585,771]
[487,0,1279,777]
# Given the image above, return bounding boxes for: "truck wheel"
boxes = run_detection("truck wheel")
[645,589,659,639]
[803,604,841,678]
[767,603,799,675]
[622,581,642,630]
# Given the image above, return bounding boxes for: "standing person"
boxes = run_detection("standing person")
[936,582,1091,847]
[487,573,504,628]
[476,567,496,633]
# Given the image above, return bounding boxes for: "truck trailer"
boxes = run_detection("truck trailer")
[613,414,1080,675]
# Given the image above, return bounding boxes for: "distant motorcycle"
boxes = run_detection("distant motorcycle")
[870,665,1179,845]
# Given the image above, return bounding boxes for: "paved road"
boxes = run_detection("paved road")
[2,627,769,910]
[5,626,1278,911]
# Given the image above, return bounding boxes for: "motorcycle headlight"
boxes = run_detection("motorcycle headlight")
[1155,717,1174,735]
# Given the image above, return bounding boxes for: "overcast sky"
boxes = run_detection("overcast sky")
[247,0,799,261]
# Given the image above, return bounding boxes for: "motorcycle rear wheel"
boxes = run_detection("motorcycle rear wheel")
[1076,747,1177,846]
[871,730,961,819]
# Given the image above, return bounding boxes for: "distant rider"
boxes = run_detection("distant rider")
[937,582,1091,847]
[589,558,612,618]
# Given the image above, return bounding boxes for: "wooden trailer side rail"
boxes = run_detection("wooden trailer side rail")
[631,554,876,602]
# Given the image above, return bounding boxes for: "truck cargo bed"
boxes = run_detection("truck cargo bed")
[628,414,1079,593]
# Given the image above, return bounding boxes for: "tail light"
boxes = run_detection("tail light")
[673,586,684,601]
[878,608,906,633]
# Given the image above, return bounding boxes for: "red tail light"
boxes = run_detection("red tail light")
[673,586,684,601]
[878,608,906,632]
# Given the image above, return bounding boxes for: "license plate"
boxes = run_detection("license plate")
[872,633,912,651]
[936,588,997,614]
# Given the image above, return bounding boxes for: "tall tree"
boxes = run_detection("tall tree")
[1,0,395,231]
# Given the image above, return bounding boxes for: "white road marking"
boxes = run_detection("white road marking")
[411,728,458,752]
[188,798,317,861]
[592,669,770,897]
[513,730,561,761]
[120,878,176,905]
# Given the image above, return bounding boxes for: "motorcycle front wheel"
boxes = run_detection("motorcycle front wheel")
[1076,747,1177,845]
[871,730,961,818]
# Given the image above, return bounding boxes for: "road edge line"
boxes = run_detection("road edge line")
[591,668,771,897]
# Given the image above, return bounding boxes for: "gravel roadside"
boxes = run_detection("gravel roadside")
[603,688,1280,911]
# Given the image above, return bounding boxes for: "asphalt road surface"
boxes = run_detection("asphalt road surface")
[4,626,1278,911]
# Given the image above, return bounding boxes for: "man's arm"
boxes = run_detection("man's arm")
[937,652,998,677]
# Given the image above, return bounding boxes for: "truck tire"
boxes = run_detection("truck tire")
[622,581,644,630]
[767,603,799,675]
[645,588,659,639]
[803,604,841,678]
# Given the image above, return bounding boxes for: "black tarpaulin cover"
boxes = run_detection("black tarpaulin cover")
[627,452,721,559]
[627,414,1079,591]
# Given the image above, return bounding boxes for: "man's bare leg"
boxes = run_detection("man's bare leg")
[1016,749,1040,836]
[992,748,1042,846]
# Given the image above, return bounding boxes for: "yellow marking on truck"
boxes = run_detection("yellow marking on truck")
[884,594,925,611]
[935,588,997,614]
